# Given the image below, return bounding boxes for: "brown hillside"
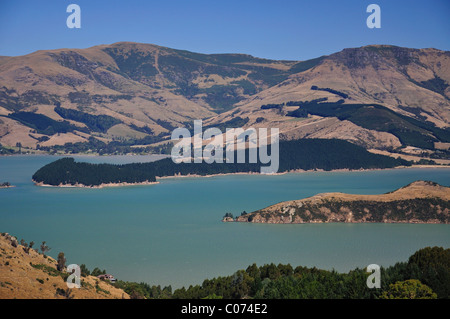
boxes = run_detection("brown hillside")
[0,43,449,154]
[207,46,450,152]
[0,233,129,299]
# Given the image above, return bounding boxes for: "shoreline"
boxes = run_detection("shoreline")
[33,180,159,189]
[222,219,449,225]
[157,164,450,180]
[0,152,169,158]
[31,164,450,189]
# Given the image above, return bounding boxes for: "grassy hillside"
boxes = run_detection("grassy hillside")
[0,233,129,299]
[282,100,450,149]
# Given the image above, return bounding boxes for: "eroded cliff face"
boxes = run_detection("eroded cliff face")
[228,181,450,224]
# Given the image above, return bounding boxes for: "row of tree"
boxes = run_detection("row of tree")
[310,85,349,99]
[112,246,448,299]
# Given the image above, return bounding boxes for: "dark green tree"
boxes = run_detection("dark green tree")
[80,264,91,277]
[57,252,66,271]
[91,267,106,277]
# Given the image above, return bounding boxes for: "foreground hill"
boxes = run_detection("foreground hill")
[228,181,450,224]
[0,43,449,159]
[0,233,129,299]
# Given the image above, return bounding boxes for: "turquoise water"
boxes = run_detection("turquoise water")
[0,155,449,288]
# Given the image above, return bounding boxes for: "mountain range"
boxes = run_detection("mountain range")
[0,42,449,160]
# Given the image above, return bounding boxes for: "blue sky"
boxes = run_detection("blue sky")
[0,0,449,60]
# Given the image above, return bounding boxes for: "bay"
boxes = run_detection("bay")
[0,155,449,288]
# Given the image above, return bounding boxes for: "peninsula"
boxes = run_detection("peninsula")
[31,139,409,187]
[224,181,450,224]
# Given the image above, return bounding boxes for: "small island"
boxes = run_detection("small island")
[0,182,14,189]
[223,181,450,224]
[222,212,235,222]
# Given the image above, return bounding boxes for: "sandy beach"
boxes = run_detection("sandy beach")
[33,180,159,189]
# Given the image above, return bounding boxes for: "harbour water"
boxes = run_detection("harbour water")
[0,155,449,288]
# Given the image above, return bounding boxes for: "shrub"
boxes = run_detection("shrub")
[379,279,437,299]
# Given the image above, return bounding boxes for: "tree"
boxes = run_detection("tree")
[25,241,35,254]
[380,279,437,299]
[223,212,234,219]
[21,241,34,254]
[80,264,91,277]
[260,263,281,280]
[16,142,22,154]
[91,267,106,277]
[407,246,450,298]
[130,290,144,299]
[10,237,18,248]
[55,287,74,299]
[277,263,294,277]
[246,263,260,279]
[20,239,30,254]
[40,241,51,257]
[57,252,66,271]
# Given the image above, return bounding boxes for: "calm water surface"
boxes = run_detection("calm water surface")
[0,155,449,288]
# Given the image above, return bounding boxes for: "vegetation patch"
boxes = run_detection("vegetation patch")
[418,76,449,98]
[54,106,122,133]
[30,263,62,278]
[6,112,81,135]
[289,56,324,74]
[311,85,349,99]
